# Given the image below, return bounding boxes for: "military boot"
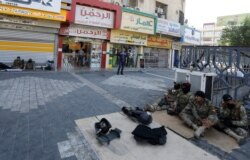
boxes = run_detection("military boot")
[194,126,206,139]
[225,129,246,145]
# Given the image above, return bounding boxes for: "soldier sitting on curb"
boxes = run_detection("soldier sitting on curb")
[24,58,35,70]
[167,82,193,115]
[12,56,24,69]
[144,82,182,112]
[216,94,248,144]
[180,91,218,139]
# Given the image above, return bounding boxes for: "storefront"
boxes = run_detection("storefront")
[144,35,172,68]
[108,8,157,68]
[155,18,181,68]
[109,29,147,68]
[58,0,121,70]
[0,1,66,67]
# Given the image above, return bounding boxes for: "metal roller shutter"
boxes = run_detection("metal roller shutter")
[0,29,56,65]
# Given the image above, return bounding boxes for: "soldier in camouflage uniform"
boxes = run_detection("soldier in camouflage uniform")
[217,94,248,144]
[144,82,182,112]
[12,56,24,69]
[180,91,218,138]
[167,82,192,115]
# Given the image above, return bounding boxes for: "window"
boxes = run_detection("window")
[129,0,138,7]
[179,10,184,25]
[155,2,167,19]
[203,31,213,37]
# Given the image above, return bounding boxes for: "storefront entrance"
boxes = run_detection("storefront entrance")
[110,44,140,68]
[62,37,102,70]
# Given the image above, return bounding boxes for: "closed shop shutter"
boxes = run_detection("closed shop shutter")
[144,47,169,68]
[0,29,56,65]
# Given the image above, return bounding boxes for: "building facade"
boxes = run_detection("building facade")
[100,0,185,69]
[58,0,121,70]
[201,13,250,46]
[0,0,68,68]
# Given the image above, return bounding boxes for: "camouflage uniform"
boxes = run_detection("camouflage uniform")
[171,91,193,114]
[180,96,218,129]
[144,88,181,112]
[12,58,24,69]
[219,101,248,138]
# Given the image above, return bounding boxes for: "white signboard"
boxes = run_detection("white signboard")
[157,18,181,37]
[75,5,114,28]
[182,27,201,45]
[110,30,147,46]
[60,24,108,40]
[0,0,61,13]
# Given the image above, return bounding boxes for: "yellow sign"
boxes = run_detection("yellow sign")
[110,30,147,46]
[0,4,66,22]
[147,36,172,49]
[121,12,155,34]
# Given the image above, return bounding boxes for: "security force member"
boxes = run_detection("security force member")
[180,91,218,138]
[217,94,248,144]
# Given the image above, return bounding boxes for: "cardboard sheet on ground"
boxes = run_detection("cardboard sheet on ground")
[152,111,239,153]
[75,112,219,160]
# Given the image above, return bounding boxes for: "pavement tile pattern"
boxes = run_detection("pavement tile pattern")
[0,70,249,160]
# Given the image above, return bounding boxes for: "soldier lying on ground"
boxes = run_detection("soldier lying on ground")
[180,91,218,138]
[144,82,182,112]
[216,94,248,144]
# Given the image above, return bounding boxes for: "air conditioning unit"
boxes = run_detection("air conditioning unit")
[135,7,140,11]
[156,7,164,14]
[175,68,217,100]
[111,0,121,6]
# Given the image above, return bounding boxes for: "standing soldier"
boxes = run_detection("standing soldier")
[180,91,218,138]
[217,94,248,144]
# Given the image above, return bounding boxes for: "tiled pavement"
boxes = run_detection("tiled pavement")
[0,71,170,160]
[1,70,250,160]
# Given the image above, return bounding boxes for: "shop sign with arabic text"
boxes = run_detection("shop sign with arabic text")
[0,5,66,21]
[110,30,147,46]
[75,5,114,28]
[0,0,61,13]
[60,24,108,40]
[157,18,181,37]
[147,36,172,49]
[121,12,155,34]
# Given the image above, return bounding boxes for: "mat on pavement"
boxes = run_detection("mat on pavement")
[75,112,219,160]
[152,111,239,153]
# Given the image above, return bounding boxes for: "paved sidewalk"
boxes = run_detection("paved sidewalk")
[0,70,249,160]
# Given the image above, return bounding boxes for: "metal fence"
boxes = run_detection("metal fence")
[179,46,250,106]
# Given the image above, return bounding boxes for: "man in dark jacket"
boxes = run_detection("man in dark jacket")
[117,47,127,75]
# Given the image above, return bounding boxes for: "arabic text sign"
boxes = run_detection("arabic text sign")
[121,12,155,34]
[0,5,66,21]
[60,24,108,40]
[0,14,60,28]
[147,36,172,49]
[0,0,61,13]
[75,5,114,28]
[157,18,181,37]
[183,27,201,45]
[110,30,147,46]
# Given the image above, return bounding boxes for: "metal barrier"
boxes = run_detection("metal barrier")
[179,46,250,106]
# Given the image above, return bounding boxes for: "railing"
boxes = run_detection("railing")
[180,46,250,106]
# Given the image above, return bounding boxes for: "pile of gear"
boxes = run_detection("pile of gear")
[94,107,167,146]
[94,118,122,144]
